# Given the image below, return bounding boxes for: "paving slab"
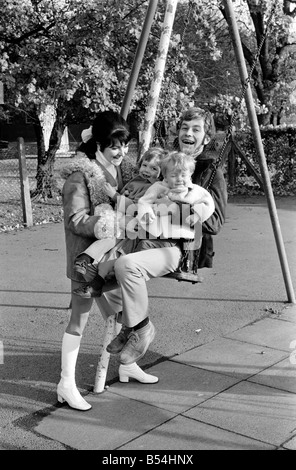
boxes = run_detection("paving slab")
[171,337,288,379]
[248,357,296,394]
[279,305,296,323]
[0,290,70,310]
[120,414,275,451]
[184,380,296,447]
[1,196,295,450]
[35,391,175,450]
[283,436,296,450]
[225,317,296,352]
[108,361,240,413]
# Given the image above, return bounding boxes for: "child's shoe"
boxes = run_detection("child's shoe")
[74,254,92,275]
[74,255,97,282]
[73,274,105,298]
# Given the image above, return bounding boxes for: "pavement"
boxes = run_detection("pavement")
[1,195,296,451]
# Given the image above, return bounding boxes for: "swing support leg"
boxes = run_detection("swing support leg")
[93,315,119,393]
[121,0,159,120]
[224,0,295,304]
[139,0,179,158]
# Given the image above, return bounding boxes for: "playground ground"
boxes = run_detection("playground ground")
[0,195,296,451]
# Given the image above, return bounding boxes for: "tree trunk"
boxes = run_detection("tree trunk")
[32,100,67,199]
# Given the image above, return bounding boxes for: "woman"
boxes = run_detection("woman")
[58,111,158,412]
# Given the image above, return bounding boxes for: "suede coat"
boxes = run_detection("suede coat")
[61,153,137,281]
[191,153,228,268]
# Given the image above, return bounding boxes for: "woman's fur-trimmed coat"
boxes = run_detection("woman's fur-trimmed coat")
[61,153,137,281]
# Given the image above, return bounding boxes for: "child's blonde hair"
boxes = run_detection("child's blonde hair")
[160,151,195,177]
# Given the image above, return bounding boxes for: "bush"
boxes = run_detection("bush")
[234,126,296,196]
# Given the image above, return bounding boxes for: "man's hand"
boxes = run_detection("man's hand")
[186,213,201,227]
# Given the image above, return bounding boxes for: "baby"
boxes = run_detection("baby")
[136,151,215,242]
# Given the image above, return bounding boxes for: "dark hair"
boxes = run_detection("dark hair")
[178,107,216,143]
[78,111,131,160]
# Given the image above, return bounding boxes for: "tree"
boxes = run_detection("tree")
[176,0,296,127]
[219,0,296,125]
[0,0,200,198]
[1,0,122,197]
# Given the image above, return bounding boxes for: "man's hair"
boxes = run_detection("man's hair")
[178,107,216,143]
[161,151,195,177]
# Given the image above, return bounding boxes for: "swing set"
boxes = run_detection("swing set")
[93,0,296,393]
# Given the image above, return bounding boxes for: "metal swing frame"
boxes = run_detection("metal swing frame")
[103,0,295,295]
[94,0,295,394]
[107,0,285,287]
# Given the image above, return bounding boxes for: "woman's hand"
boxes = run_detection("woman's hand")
[103,182,117,198]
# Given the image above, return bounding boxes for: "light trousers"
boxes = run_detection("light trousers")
[69,246,181,331]
[113,246,181,327]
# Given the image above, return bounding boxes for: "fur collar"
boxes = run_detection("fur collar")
[61,153,137,207]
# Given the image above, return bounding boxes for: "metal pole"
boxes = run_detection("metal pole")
[139,0,179,158]
[120,0,159,120]
[223,0,295,304]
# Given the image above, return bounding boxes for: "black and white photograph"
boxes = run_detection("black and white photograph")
[0,0,296,454]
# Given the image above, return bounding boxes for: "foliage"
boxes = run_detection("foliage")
[0,0,202,198]
[221,0,296,125]
[234,126,296,195]
[1,0,136,117]
[187,0,241,103]
[0,0,200,122]
[181,0,296,126]
[1,0,296,198]
[206,93,268,130]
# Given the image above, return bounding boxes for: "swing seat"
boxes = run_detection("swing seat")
[163,270,203,284]
[101,268,203,290]
[163,239,203,284]
[101,269,203,288]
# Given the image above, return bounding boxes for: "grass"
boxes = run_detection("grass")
[0,155,70,232]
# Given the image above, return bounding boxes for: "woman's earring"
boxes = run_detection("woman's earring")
[97,142,101,151]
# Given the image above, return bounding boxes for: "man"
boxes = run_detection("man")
[177,107,227,268]
[99,107,228,366]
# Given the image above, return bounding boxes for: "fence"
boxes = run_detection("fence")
[1,136,219,232]
[0,139,140,232]
[2,131,293,233]
[0,141,73,231]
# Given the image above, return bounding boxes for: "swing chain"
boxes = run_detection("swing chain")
[180,1,277,280]
[160,1,276,283]
[206,0,277,190]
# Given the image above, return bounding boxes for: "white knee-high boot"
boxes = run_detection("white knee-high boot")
[57,332,92,411]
